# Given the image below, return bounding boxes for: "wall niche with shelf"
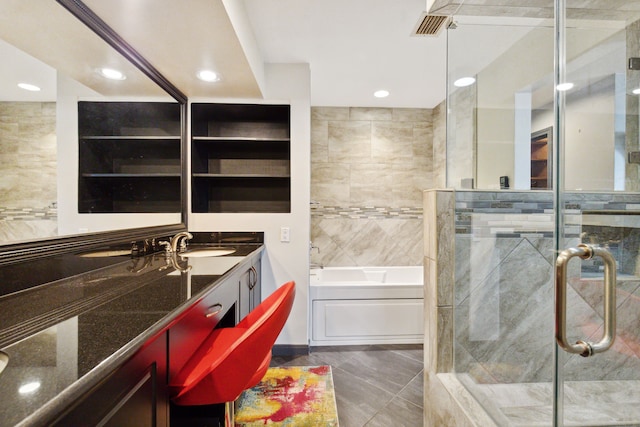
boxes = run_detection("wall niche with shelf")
[530,126,553,189]
[78,102,181,213]
[191,103,291,213]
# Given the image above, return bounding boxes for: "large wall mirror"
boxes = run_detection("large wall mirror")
[0,0,187,251]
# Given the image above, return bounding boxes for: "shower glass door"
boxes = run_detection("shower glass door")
[555,0,640,425]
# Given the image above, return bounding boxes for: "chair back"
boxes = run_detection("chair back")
[171,281,296,405]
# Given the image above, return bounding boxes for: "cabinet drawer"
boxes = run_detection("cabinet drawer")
[168,282,237,378]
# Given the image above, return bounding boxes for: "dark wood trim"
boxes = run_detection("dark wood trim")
[181,103,189,226]
[0,1,190,265]
[55,0,187,104]
[0,224,186,266]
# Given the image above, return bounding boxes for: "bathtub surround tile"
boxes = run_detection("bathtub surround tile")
[312,106,350,121]
[310,163,351,206]
[311,106,434,268]
[0,102,57,210]
[311,119,329,163]
[377,220,423,266]
[349,107,392,121]
[0,218,58,242]
[327,120,372,164]
[371,122,414,164]
[392,108,431,123]
[349,164,394,206]
[311,217,422,268]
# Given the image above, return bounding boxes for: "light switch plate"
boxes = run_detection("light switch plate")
[280,227,290,242]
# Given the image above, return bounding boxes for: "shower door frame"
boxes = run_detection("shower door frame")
[553,0,640,425]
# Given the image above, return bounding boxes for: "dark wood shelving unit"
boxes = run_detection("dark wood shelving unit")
[530,127,553,189]
[191,103,291,213]
[78,102,181,213]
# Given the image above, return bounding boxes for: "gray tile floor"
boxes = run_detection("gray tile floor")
[272,344,424,427]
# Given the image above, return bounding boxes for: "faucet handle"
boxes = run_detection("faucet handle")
[158,240,171,255]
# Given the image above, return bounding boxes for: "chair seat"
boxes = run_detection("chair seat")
[170,281,295,406]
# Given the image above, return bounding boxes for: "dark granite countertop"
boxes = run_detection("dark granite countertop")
[0,241,263,427]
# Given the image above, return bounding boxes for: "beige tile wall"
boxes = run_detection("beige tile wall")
[310,106,435,267]
[0,102,58,241]
[0,102,57,208]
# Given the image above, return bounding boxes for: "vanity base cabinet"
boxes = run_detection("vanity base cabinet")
[52,332,168,427]
[239,256,262,320]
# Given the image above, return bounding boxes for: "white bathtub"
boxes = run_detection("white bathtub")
[309,266,424,346]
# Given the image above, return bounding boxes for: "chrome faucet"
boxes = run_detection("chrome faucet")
[170,232,193,253]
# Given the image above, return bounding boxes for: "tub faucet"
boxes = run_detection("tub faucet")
[171,232,193,253]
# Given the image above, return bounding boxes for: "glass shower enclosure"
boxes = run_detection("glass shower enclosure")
[447,1,640,425]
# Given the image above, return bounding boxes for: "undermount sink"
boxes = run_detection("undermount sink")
[179,248,236,258]
[78,249,131,258]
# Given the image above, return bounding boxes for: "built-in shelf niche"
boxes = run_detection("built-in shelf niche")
[191,103,291,213]
[78,101,182,213]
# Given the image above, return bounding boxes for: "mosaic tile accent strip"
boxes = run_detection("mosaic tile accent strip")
[455,191,640,238]
[0,206,57,221]
[311,204,422,219]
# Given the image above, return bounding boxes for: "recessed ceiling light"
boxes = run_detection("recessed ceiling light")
[19,381,41,394]
[17,83,41,92]
[98,68,126,80]
[632,88,640,95]
[556,82,574,91]
[374,90,389,98]
[453,77,476,87]
[197,70,221,82]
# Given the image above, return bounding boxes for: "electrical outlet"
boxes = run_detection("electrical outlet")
[280,227,290,242]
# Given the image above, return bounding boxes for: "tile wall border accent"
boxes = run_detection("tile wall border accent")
[311,204,422,219]
[0,206,57,221]
[455,191,640,238]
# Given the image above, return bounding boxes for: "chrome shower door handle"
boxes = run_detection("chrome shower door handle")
[555,244,616,357]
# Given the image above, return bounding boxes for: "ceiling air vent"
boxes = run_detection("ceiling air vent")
[412,12,449,36]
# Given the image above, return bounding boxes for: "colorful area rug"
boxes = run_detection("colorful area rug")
[235,365,339,426]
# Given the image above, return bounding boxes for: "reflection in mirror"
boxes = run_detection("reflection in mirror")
[0,0,181,246]
[447,15,632,191]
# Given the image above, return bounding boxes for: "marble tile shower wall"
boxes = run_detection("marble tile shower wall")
[0,102,58,241]
[310,107,436,267]
[454,191,640,385]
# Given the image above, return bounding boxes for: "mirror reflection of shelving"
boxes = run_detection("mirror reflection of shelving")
[78,102,182,213]
[191,103,291,213]
[530,127,553,189]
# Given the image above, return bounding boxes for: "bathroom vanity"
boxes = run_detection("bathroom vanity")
[0,234,263,427]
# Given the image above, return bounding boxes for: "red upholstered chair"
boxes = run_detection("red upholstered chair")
[170,281,296,425]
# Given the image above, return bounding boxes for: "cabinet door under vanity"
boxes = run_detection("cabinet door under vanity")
[52,332,168,427]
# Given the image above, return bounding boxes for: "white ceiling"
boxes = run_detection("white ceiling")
[242,0,448,108]
[0,0,448,108]
[3,1,634,109]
